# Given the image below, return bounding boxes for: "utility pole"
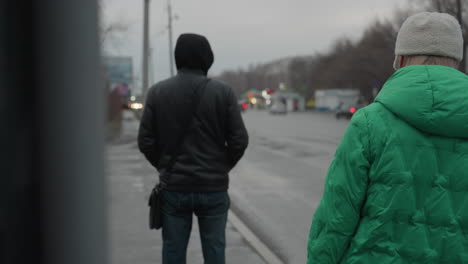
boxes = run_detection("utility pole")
[457,0,466,73]
[457,0,462,25]
[168,0,175,77]
[142,0,150,98]
[149,47,155,85]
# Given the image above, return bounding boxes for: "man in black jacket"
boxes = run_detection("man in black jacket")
[138,33,248,264]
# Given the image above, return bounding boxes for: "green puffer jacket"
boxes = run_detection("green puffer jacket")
[307,65,468,264]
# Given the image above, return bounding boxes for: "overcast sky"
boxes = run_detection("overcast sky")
[102,0,409,93]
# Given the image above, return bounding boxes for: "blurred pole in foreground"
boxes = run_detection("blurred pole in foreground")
[142,0,151,98]
[0,0,107,264]
[0,2,42,263]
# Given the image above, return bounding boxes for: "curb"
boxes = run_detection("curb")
[228,210,284,264]
[228,188,290,264]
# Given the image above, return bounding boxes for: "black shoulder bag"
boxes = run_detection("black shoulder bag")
[148,78,210,230]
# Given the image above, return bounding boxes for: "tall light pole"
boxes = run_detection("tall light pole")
[168,0,175,77]
[142,0,150,97]
[149,47,155,85]
[456,0,466,73]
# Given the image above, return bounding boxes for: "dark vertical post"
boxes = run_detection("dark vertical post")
[457,0,466,72]
[38,1,107,264]
[0,1,43,262]
[168,0,175,77]
[0,1,107,263]
[142,0,151,97]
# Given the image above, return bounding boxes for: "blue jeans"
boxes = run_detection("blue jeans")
[161,191,230,264]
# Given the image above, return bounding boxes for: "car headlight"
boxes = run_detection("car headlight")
[130,102,143,110]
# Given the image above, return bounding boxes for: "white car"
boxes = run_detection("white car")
[269,102,287,115]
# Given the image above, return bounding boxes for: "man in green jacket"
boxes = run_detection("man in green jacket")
[307,12,468,263]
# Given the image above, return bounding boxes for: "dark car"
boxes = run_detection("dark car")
[335,104,358,119]
[238,99,248,112]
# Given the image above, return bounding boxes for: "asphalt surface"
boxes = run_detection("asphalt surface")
[230,110,349,263]
[108,109,350,264]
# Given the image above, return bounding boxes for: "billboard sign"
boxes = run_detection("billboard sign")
[102,56,133,85]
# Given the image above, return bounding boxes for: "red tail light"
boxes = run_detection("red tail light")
[350,107,357,113]
[242,104,248,109]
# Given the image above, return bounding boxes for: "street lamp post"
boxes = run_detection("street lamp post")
[456,0,466,73]
[168,0,175,77]
[142,0,150,98]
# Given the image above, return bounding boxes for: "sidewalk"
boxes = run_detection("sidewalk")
[106,112,265,264]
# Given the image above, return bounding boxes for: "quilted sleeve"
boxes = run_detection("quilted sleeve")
[138,87,160,169]
[307,109,371,263]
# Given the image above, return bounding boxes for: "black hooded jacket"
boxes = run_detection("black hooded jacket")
[138,33,248,192]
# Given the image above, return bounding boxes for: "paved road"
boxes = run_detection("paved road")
[230,110,350,263]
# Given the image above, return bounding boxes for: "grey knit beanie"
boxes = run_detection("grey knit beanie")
[395,12,463,63]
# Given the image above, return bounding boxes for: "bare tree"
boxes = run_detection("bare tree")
[217,5,452,102]
[288,56,317,99]
[98,1,129,50]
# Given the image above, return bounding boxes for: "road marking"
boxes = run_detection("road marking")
[228,210,284,264]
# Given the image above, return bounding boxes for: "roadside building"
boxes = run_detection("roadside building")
[315,89,360,111]
[270,91,306,112]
